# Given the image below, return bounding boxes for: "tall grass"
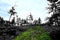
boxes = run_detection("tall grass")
[14,26,51,40]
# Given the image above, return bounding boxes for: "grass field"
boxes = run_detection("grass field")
[14,26,51,40]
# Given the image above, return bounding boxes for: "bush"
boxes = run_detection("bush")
[50,30,60,40]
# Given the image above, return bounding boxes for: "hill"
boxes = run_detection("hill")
[14,26,51,40]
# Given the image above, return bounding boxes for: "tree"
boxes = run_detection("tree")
[33,20,37,25]
[47,0,58,14]
[38,17,41,24]
[11,17,15,26]
[0,17,4,25]
[46,0,60,26]
[26,13,33,24]
[8,6,16,21]
[47,0,58,3]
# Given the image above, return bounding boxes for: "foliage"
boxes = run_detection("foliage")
[8,6,16,21]
[46,0,60,26]
[47,0,58,3]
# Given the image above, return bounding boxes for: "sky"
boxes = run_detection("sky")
[0,0,51,23]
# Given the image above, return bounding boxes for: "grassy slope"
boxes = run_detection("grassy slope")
[14,26,51,40]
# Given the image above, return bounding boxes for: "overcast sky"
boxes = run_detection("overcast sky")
[0,0,51,23]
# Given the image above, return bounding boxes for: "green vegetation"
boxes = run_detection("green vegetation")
[14,26,51,40]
